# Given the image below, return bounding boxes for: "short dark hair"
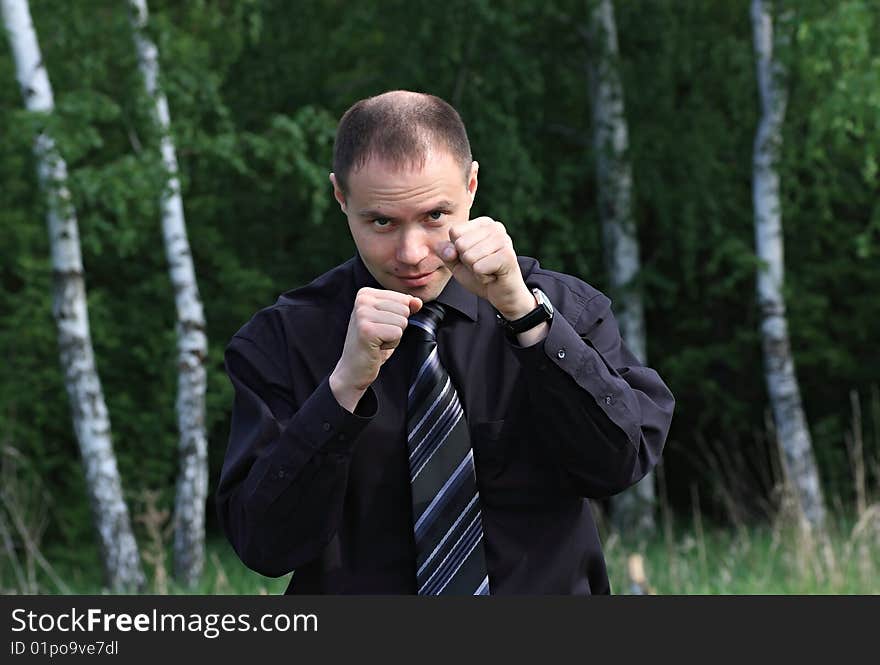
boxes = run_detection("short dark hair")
[332,90,472,195]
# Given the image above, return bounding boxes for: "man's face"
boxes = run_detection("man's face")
[331,150,478,302]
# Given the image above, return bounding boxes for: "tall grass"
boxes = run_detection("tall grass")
[603,506,880,595]
[0,535,291,595]
[2,502,878,594]
[600,386,880,595]
[2,388,877,595]
[5,514,877,595]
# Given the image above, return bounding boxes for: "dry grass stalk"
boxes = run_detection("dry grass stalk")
[210,550,230,594]
[690,482,708,584]
[844,504,880,587]
[0,445,69,594]
[626,553,655,594]
[845,390,867,519]
[870,384,880,505]
[765,402,844,586]
[134,488,171,594]
[655,460,680,591]
[0,512,29,593]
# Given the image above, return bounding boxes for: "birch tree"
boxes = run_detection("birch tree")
[586,0,656,535]
[1,0,144,590]
[129,0,209,588]
[751,0,826,531]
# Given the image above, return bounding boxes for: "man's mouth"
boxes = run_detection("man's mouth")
[398,270,436,285]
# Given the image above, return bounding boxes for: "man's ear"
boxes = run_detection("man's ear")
[329,173,347,213]
[467,161,479,203]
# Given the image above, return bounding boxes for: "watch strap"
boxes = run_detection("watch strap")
[497,288,553,335]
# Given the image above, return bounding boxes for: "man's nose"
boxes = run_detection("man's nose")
[396,227,430,265]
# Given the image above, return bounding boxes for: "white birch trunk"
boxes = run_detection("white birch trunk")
[129,0,208,587]
[751,0,826,531]
[2,0,144,590]
[587,0,655,535]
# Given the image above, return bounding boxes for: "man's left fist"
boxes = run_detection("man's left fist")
[437,217,536,320]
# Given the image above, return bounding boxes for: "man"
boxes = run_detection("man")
[217,90,674,594]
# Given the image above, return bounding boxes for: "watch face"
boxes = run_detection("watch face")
[533,288,554,316]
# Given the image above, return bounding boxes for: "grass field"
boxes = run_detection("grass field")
[604,514,880,594]
[4,505,878,594]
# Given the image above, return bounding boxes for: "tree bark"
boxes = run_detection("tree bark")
[751,0,826,531]
[2,0,145,590]
[128,0,209,588]
[587,0,655,535]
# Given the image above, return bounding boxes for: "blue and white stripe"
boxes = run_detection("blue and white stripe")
[406,301,491,596]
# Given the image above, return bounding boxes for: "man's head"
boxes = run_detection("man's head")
[330,90,478,301]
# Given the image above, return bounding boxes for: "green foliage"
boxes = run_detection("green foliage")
[778,0,880,502]
[1,0,878,569]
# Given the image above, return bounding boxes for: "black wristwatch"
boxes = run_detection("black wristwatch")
[496,288,554,336]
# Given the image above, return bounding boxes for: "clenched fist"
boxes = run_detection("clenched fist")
[329,287,422,412]
[435,216,536,321]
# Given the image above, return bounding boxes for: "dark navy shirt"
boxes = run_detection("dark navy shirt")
[216,253,674,594]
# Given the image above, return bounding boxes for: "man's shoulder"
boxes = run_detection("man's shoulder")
[517,256,611,323]
[276,256,359,311]
[229,257,357,351]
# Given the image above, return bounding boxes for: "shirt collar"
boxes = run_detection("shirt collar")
[352,252,478,322]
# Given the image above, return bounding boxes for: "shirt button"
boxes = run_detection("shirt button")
[557,349,566,359]
[277,469,286,479]
[322,422,331,432]
[604,395,614,405]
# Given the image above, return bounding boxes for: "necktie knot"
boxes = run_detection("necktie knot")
[408,301,446,341]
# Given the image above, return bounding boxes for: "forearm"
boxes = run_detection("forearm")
[516,321,549,347]
[218,445,352,575]
[218,344,377,574]
[511,306,674,497]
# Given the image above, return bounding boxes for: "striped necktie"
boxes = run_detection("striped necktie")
[406,301,490,595]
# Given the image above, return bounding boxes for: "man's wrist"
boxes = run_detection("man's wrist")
[496,286,554,345]
[496,288,539,321]
[515,320,550,347]
[329,370,367,414]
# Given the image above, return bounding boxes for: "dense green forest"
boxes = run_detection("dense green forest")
[1,0,878,575]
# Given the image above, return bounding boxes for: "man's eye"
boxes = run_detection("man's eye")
[372,218,391,228]
[429,211,444,221]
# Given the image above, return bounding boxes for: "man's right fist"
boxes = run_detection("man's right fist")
[329,287,422,412]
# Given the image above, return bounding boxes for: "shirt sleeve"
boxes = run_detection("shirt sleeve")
[215,333,377,577]
[509,287,675,499]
